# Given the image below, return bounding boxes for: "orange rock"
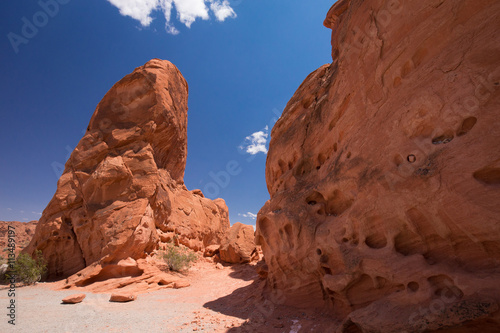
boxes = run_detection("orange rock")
[23,59,229,281]
[256,0,500,331]
[219,223,257,264]
[203,245,220,257]
[173,280,190,289]
[0,221,37,255]
[109,293,137,302]
[61,293,86,304]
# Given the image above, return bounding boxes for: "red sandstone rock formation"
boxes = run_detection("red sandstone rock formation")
[0,221,37,257]
[219,222,257,264]
[256,0,500,331]
[24,59,230,282]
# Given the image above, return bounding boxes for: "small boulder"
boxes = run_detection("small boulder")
[173,280,190,289]
[109,293,137,302]
[62,294,86,304]
[219,222,257,264]
[203,245,220,257]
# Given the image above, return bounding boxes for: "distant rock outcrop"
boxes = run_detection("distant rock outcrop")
[24,59,230,281]
[0,220,37,256]
[256,0,500,331]
[219,222,257,264]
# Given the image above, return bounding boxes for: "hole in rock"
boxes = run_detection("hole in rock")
[457,117,477,136]
[365,234,387,249]
[326,190,354,216]
[334,143,338,152]
[63,218,72,227]
[308,201,317,205]
[343,321,363,333]
[52,231,59,237]
[316,249,322,255]
[432,132,454,145]
[407,155,416,163]
[320,254,329,264]
[346,152,351,159]
[321,266,333,275]
[293,158,314,178]
[407,281,419,292]
[473,167,500,185]
[427,275,463,299]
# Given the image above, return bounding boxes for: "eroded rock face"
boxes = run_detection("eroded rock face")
[24,59,230,280]
[256,0,500,331]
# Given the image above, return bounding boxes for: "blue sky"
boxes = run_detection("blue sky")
[0,0,334,225]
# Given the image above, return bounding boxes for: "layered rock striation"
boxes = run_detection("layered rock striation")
[25,59,230,280]
[256,0,500,331]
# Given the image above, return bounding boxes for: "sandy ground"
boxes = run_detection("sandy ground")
[0,261,338,333]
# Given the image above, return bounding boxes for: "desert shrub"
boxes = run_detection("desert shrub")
[161,243,197,272]
[12,250,47,285]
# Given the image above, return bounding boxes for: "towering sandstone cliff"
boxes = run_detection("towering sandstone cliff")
[25,59,229,280]
[256,0,500,331]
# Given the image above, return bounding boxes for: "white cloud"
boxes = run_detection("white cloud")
[239,126,269,155]
[7,208,12,211]
[107,0,237,33]
[210,0,236,21]
[238,212,257,220]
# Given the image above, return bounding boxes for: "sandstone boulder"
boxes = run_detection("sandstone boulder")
[23,59,229,282]
[256,0,500,332]
[203,244,220,258]
[62,294,86,304]
[220,222,257,264]
[109,293,136,302]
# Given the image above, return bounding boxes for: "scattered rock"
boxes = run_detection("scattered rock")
[215,263,224,270]
[219,223,257,264]
[62,294,86,304]
[109,294,137,302]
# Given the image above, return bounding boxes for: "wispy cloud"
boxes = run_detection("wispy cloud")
[7,208,12,211]
[107,0,237,34]
[238,212,257,220]
[239,126,269,155]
